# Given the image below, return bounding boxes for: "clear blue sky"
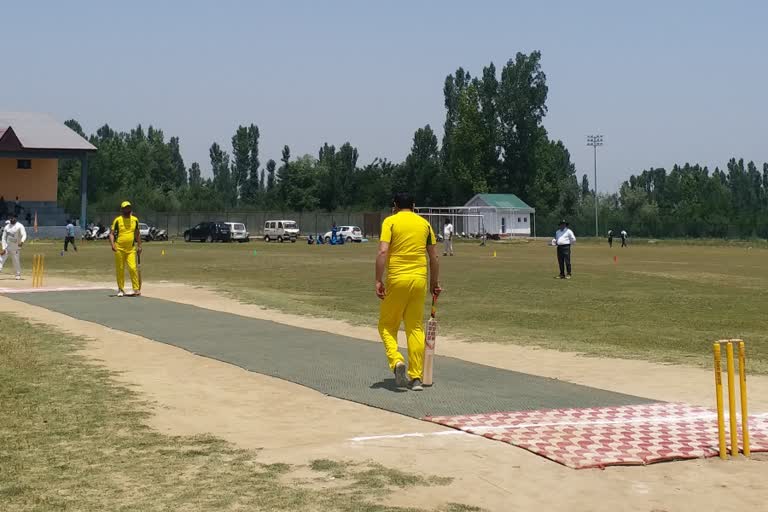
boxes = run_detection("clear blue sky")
[4,0,766,192]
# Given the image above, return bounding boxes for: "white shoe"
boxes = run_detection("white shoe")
[117,290,125,297]
[15,275,21,281]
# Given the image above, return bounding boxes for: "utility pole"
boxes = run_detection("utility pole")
[586,135,603,237]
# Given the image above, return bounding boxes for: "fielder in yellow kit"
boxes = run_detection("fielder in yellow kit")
[109,201,142,297]
[376,192,441,391]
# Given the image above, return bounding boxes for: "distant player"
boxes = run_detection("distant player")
[554,219,576,279]
[443,218,454,256]
[64,219,78,252]
[620,229,628,247]
[331,223,338,245]
[0,213,28,280]
[109,201,142,297]
[375,192,441,391]
[607,229,613,248]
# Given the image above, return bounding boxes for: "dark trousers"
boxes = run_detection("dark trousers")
[608,237,613,247]
[621,237,627,247]
[64,236,77,252]
[557,245,572,276]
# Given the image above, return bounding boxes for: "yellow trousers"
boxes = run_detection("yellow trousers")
[378,277,427,381]
[115,248,140,292]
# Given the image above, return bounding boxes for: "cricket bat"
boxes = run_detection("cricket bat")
[137,251,142,291]
[423,294,438,386]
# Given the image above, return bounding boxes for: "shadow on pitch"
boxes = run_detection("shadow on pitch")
[370,379,408,393]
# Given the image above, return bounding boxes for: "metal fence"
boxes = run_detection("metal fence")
[91,211,390,238]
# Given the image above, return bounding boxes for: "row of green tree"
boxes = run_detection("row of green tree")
[57,50,768,238]
[570,159,768,238]
[58,51,579,224]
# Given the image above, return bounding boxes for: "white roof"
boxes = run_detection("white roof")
[0,112,96,151]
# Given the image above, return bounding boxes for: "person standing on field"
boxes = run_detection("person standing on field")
[607,229,613,248]
[376,192,441,391]
[109,201,142,297]
[620,229,628,247]
[64,219,78,252]
[0,213,27,280]
[554,219,576,279]
[443,218,454,256]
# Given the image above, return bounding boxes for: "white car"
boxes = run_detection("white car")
[139,223,150,241]
[225,222,250,242]
[324,225,363,243]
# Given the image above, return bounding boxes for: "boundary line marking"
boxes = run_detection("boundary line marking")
[350,431,467,442]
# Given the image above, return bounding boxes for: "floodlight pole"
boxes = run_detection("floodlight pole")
[586,135,603,238]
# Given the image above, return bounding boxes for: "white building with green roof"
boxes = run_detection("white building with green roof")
[416,193,536,238]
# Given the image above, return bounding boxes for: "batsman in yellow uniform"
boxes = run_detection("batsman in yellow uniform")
[375,192,441,391]
[109,201,142,297]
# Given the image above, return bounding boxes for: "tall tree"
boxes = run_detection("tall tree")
[402,125,442,206]
[441,67,472,175]
[266,159,276,192]
[231,126,251,202]
[446,83,488,203]
[581,174,590,197]
[188,162,202,188]
[336,142,359,208]
[477,63,501,187]
[242,124,261,204]
[277,145,291,206]
[284,155,320,211]
[168,136,187,188]
[497,51,548,198]
[317,143,339,210]
[210,142,233,207]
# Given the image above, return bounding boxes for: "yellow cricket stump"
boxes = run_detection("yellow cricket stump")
[713,343,727,459]
[32,253,45,288]
[739,341,750,456]
[713,339,749,459]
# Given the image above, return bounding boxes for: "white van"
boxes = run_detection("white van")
[225,222,250,242]
[264,220,299,243]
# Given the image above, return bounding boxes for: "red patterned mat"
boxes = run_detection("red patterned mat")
[424,403,768,469]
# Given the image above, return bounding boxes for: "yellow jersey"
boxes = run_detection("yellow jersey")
[380,211,436,280]
[112,215,140,250]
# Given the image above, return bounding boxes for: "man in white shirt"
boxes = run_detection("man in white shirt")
[554,219,576,279]
[443,218,454,256]
[0,213,28,280]
[620,229,628,247]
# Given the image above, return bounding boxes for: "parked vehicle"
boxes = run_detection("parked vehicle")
[225,222,250,242]
[264,220,299,243]
[183,222,231,242]
[148,226,168,241]
[139,223,150,241]
[96,225,111,240]
[84,223,126,241]
[324,225,362,243]
[83,223,100,241]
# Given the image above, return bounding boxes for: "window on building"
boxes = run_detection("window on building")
[518,217,521,222]
[524,217,528,223]
[17,159,32,169]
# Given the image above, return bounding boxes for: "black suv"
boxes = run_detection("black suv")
[183,222,231,242]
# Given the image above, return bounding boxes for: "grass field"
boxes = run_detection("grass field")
[18,236,768,373]
[0,313,481,512]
